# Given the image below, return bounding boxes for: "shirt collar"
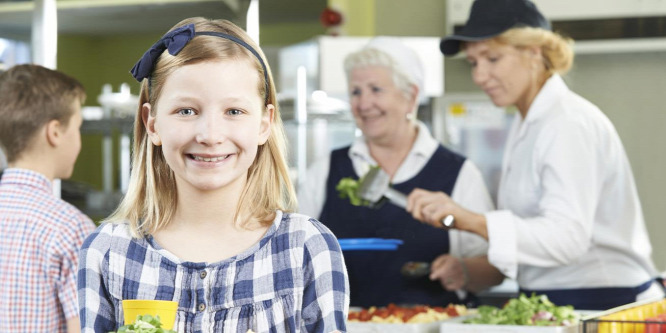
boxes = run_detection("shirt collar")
[349,120,437,161]
[0,168,53,193]
[523,74,569,125]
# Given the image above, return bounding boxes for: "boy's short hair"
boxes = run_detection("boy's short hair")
[0,64,86,163]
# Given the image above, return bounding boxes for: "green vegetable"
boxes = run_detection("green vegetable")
[335,165,382,207]
[110,314,177,333]
[335,177,365,206]
[465,293,580,326]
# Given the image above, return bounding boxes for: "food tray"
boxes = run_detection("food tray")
[347,320,444,333]
[441,314,583,333]
[581,297,666,333]
[347,304,466,333]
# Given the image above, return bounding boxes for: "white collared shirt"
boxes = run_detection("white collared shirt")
[486,74,660,291]
[298,121,494,257]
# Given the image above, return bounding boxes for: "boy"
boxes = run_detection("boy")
[0,64,96,333]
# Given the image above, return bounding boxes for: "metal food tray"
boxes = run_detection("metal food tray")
[581,297,666,333]
[347,320,445,333]
[440,314,589,333]
[346,306,468,333]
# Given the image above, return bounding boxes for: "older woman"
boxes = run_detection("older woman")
[298,37,502,307]
[408,0,664,310]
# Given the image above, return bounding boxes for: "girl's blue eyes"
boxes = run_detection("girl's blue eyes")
[177,108,196,116]
[227,109,243,116]
[175,108,244,116]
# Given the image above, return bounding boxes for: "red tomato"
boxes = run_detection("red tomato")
[374,308,390,319]
[445,304,459,317]
[359,309,372,322]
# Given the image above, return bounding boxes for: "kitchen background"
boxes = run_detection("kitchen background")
[0,0,665,273]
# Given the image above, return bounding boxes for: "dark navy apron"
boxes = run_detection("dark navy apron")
[319,146,469,308]
[520,280,655,310]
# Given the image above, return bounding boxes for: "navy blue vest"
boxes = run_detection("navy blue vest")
[320,145,466,307]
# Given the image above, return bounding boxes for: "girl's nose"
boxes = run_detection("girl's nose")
[195,114,225,145]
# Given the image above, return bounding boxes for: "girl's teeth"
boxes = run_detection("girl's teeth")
[193,155,227,162]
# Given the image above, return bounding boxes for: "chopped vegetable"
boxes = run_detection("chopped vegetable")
[335,177,365,206]
[349,303,467,323]
[110,314,177,333]
[335,165,381,207]
[465,293,580,326]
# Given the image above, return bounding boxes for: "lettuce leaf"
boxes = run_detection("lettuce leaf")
[111,314,177,333]
[464,293,579,326]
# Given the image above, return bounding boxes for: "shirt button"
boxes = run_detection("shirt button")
[198,303,206,312]
[200,271,207,279]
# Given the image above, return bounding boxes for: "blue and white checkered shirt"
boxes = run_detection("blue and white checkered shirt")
[78,210,349,333]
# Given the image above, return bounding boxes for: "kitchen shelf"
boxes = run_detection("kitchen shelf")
[573,37,666,54]
[0,0,243,40]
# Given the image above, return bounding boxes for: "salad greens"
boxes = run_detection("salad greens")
[111,315,177,333]
[335,165,381,207]
[335,177,366,206]
[465,293,580,326]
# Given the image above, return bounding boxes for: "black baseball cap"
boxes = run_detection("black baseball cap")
[440,0,551,56]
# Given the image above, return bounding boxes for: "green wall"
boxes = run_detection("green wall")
[375,0,446,37]
[58,34,159,191]
[260,22,326,46]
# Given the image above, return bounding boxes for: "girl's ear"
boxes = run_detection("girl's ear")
[142,103,161,146]
[258,104,274,145]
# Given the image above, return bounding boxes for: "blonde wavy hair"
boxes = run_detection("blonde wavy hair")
[107,17,297,238]
[491,27,575,76]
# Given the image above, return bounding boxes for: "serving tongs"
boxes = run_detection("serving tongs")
[357,166,455,228]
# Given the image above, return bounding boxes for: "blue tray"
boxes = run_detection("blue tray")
[338,238,404,251]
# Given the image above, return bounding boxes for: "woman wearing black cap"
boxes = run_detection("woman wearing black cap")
[406,0,664,310]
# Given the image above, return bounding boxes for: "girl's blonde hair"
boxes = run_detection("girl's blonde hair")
[108,17,296,237]
[492,27,574,76]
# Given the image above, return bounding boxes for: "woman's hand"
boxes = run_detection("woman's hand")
[429,254,468,291]
[406,188,458,227]
[406,188,489,239]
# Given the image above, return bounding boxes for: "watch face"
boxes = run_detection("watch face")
[442,215,455,228]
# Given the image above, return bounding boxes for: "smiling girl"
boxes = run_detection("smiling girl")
[77,18,349,333]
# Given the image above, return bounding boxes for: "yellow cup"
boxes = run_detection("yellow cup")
[122,299,178,329]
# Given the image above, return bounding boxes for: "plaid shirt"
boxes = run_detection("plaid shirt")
[0,168,95,332]
[78,211,349,333]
